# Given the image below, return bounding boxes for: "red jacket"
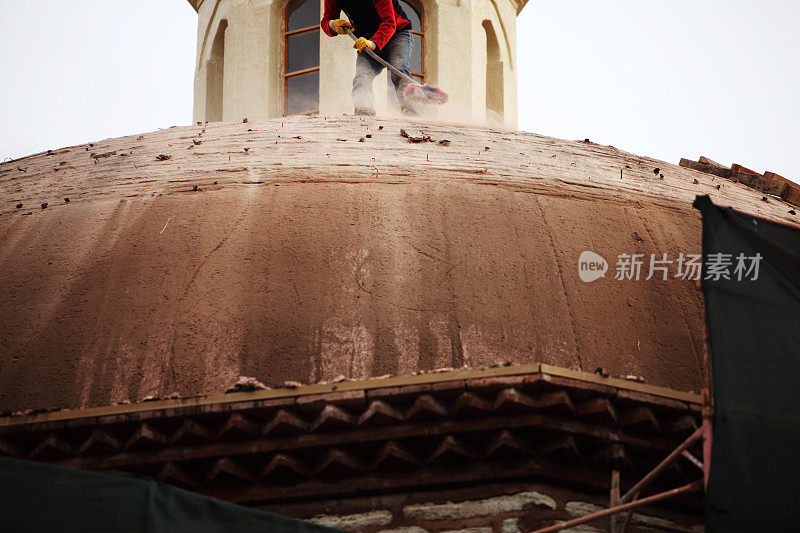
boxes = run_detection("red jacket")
[321,0,411,51]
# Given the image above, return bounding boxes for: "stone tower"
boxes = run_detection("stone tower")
[186,0,528,128]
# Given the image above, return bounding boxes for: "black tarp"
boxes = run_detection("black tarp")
[0,456,341,533]
[694,195,800,532]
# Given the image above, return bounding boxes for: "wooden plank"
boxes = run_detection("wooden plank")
[698,156,724,168]
[732,170,788,196]
[761,172,789,196]
[763,172,800,205]
[782,181,800,207]
[764,171,789,184]
[680,158,797,202]
[731,163,760,176]
[679,158,732,179]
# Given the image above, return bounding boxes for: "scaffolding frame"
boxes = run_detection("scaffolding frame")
[532,326,713,533]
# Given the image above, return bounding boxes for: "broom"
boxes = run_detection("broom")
[345,28,449,105]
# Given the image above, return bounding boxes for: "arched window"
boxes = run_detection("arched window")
[483,20,504,124]
[284,0,320,115]
[206,20,228,122]
[387,0,424,109]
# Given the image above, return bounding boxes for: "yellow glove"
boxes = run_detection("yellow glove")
[353,37,376,52]
[330,19,351,35]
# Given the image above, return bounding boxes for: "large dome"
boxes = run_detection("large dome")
[1,116,794,412]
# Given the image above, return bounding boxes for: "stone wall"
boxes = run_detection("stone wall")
[261,481,704,532]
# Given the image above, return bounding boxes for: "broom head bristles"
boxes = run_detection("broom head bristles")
[403,83,449,105]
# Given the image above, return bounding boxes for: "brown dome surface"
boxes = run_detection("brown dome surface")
[1,116,795,412]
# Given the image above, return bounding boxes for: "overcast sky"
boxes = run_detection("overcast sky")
[1,0,798,181]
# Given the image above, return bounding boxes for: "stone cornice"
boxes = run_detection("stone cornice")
[512,0,531,15]
[0,365,702,507]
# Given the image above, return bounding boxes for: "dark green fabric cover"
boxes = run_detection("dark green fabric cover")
[694,195,800,532]
[0,456,341,533]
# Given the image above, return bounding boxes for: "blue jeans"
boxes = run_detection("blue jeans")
[352,27,418,116]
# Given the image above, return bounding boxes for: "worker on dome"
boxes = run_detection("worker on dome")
[321,0,418,116]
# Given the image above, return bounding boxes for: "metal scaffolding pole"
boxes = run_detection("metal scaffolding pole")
[531,481,703,533]
[619,426,702,504]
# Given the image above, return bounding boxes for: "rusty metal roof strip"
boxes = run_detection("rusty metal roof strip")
[0,364,701,429]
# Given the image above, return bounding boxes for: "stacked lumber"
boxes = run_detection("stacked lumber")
[680,157,800,207]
